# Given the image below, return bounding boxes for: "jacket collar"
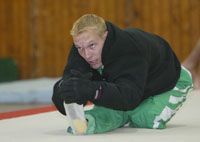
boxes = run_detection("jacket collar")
[101,21,117,65]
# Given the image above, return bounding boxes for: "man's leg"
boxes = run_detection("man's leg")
[126,66,193,129]
[84,105,129,134]
[183,38,200,89]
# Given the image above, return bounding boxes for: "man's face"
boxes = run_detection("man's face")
[73,29,107,69]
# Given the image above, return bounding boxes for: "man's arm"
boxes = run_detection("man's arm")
[60,56,148,111]
[52,46,91,115]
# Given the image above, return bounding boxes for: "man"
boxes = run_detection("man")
[52,14,193,134]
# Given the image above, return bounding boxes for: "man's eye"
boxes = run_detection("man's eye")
[89,44,95,48]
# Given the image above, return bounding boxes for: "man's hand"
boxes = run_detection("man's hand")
[59,70,101,105]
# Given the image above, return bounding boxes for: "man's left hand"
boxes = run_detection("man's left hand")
[59,77,100,105]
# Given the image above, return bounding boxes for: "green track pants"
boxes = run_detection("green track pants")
[83,66,193,134]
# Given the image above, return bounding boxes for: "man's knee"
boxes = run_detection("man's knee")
[52,80,66,115]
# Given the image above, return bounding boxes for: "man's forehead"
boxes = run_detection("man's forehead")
[74,32,95,45]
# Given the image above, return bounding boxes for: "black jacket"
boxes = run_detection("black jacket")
[52,22,181,114]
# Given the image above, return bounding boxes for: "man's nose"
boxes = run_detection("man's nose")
[84,49,91,59]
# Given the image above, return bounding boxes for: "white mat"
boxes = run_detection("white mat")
[0,78,59,103]
[0,90,199,142]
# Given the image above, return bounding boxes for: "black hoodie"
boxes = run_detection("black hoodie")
[52,22,181,114]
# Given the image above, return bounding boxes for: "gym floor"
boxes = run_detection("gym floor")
[0,90,199,142]
[0,103,50,113]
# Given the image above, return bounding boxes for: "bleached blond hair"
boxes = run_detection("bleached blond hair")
[70,14,107,37]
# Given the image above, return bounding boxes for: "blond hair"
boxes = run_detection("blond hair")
[70,14,107,37]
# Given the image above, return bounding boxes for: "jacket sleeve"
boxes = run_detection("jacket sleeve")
[63,45,91,77]
[52,45,91,115]
[93,56,148,111]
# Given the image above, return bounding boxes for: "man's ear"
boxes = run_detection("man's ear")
[102,31,108,39]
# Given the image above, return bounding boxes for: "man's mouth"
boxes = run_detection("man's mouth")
[88,60,97,65]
